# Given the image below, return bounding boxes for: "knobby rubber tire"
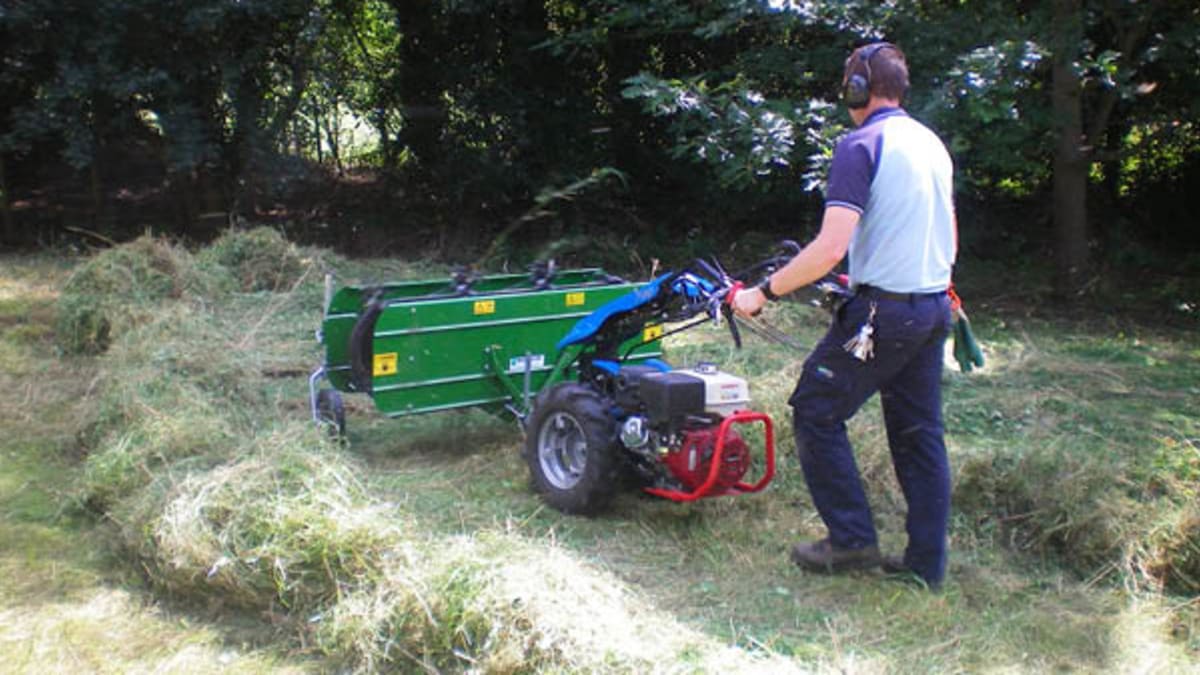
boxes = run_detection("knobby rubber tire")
[316,388,346,439]
[524,383,621,515]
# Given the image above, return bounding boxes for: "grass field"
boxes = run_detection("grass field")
[1,235,1197,673]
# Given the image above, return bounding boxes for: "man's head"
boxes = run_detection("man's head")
[842,42,908,126]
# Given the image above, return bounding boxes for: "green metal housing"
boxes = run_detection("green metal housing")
[317,269,662,418]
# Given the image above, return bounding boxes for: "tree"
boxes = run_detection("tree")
[378,0,441,172]
[0,0,328,231]
[572,0,1200,289]
[3,0,1199,266]
[896,0,1200,293]
[1050,0,1089,292]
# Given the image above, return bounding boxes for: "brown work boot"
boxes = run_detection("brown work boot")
[790,538,881,573]
[881,554,942,592]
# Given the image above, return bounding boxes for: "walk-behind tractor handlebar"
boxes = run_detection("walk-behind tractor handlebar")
[311,243,838,515]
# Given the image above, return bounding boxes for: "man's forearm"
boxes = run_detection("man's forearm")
[768,240,844,295]
[767,206,859,296]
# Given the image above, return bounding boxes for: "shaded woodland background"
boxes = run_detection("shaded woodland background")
[2,0,1199,295]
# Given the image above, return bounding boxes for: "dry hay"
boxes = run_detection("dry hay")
[55,235,221,354]
[139,430,402,613]
[66,232,808,670]
[62,227,1198,671]
[315,532,804,674]
[199,226,307,292]
[1146,503,1200,593]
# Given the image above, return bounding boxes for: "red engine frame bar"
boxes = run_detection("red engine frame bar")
[643,410,776,502]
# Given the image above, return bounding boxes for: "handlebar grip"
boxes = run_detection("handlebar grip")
[724,281,745,305]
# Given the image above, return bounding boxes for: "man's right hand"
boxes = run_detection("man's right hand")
[732,288,766,318]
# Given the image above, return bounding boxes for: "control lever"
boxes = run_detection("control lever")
[720,281,745,349]
[722,303,743,349]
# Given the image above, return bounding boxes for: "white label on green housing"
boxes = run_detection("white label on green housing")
[507,354,546,373]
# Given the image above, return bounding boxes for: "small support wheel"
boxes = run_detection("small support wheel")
[316,388,346,439]
[523,383,620,515]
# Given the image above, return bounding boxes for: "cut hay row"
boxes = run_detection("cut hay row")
[65,230,803,672]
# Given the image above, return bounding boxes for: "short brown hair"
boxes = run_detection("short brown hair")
[844,43,909,102]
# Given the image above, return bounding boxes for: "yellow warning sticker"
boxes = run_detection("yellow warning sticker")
[565,292,586,307]
[373,352,398,376]
[643,324,664,342]
[473,300,495,315]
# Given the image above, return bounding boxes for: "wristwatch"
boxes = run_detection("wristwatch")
[757,276,780,302]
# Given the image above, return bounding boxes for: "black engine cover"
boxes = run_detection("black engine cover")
[637,371,706,425]
[612,365,660,411]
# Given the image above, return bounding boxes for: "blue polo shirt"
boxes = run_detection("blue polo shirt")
[825,108,956,294]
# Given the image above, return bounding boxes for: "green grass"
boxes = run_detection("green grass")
[3,239,1198,672]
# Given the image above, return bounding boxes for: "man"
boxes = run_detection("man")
[732,42,956,589]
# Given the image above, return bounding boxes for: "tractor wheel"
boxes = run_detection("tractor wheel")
[524,383,621,515]
[315,388,346,439]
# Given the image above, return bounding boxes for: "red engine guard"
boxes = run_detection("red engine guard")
[643,410,776,502]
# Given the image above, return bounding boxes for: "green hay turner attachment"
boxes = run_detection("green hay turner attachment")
[309,252,807,514]
[310,267,662,426]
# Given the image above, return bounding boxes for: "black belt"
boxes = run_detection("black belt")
[856,285,945,303]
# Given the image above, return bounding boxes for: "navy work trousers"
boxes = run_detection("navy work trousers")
[789,290,952,584]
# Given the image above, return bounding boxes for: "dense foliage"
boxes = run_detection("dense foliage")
[2,1,1199,291]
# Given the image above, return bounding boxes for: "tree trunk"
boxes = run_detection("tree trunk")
[267,50,311,147]
[89,160,104,225]
[313,102,323,165]
[0,153,13,245]
[229,69,267,217]
[388,0,446,174]
[87,94,110,229]
[605,34,650,182]
[1051,0,1089,295]
[375,112,392,168]
[324,100,342,174]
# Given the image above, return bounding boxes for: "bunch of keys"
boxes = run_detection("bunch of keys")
[843,301,877,362]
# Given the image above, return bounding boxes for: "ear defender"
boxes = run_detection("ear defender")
[842,42,894,110]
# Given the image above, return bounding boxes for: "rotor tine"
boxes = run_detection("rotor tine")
[740,316,809,352]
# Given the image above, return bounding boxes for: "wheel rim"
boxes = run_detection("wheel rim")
[537,411,588,490]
